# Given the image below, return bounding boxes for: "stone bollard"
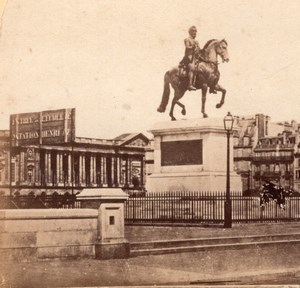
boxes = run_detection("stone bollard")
[77,188,130,259]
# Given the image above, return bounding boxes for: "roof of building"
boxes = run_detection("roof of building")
[74,132,150,148]
[114,132,150,147]
[113,133,132,141]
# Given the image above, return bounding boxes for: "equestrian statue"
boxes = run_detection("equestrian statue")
[157,26,230,121]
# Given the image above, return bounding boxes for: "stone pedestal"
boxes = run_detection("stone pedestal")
[77,188,130,259]
[146,118,242,193]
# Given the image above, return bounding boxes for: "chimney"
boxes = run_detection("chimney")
[255,114,267,139]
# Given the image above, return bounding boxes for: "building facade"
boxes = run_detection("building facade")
[0,108,150,195]
[234,114,300,193]
[0,132,150,195]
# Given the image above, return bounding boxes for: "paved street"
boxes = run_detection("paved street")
[1,257,300,288]
[1,222,300,287]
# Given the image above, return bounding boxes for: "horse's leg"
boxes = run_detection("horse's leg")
[176,88,187,116]
[201,84,208,118]
[169,88,185,121]
[169,98,177,121]
[176,101,186,115]
[214,83,226,109]
[176,87,187,116]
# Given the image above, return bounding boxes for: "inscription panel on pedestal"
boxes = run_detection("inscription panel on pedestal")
[161,140,202,166]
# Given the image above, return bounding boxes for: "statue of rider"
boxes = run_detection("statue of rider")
[179,26,217,93]
[179,26,199,91]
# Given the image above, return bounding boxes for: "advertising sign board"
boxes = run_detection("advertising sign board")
[10,108,75,146]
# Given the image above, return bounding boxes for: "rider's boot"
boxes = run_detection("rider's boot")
[188,71,196,91]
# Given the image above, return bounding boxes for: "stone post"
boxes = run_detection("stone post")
[77,188,130,259]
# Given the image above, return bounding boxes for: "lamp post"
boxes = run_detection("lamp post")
[223,112,234,228]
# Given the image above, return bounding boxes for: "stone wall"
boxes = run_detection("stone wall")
[0,209,98,261]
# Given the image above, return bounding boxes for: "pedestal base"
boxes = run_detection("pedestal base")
[95,240,130,260]
[146,171,242,194]
[147,118,243,194]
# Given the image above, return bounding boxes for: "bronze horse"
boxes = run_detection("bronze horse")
[157,39,229,120]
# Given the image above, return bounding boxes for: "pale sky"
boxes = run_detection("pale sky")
[0,0,300,138]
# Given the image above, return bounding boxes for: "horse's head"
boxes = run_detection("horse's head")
[216,39,229,63]
[202,39,229,64]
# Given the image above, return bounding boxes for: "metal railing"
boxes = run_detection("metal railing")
[1,191,300,225]
[124,191,300,225]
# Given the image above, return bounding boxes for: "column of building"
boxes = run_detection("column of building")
[56,152,60,185]
[119,156,125,186]
[35,150,40,186]
[79,154,86,186]
[60,153,63,184]
[123,155,131,187]
[141,155,145,187]
[128,157,132,187]
[112,155,118,187]
[68,153,72,186]
[110,156,114,187]
[46,151,52,185]
[116,156,120,187]
[56,152,64,186]
[96,155,102,186]
[4,150,10,185]
[102,156,107,186]
[11,155,17,186]
[20,151,25,184]
[90,154,97,186]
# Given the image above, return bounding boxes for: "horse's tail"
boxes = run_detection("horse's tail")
[157,71,171,113]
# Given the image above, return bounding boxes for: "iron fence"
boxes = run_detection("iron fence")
[1,191,300,225]
[125,191,300,225]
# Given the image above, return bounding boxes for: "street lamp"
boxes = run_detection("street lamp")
[223,112,234,228]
